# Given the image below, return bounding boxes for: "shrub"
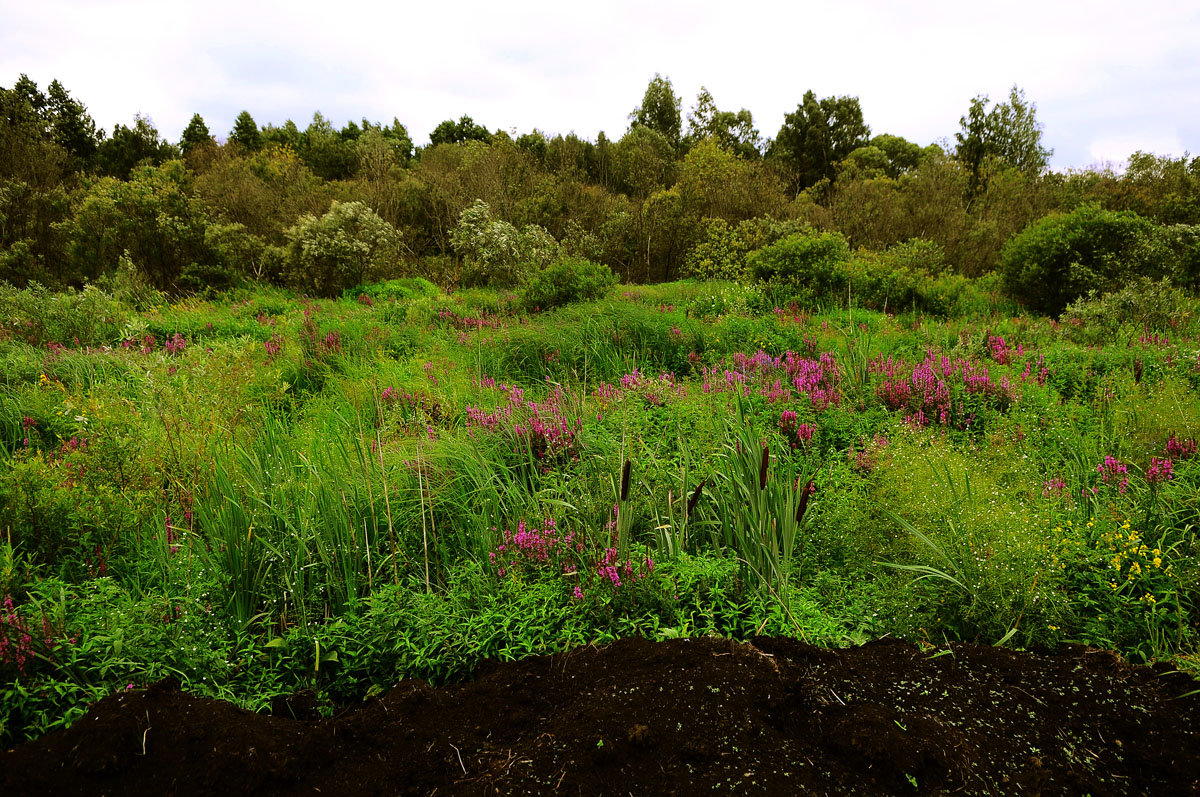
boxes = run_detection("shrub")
[64,161,216,292]
[1160,223,1200,292]
[349,277,440,303]
[880,238,948,275]
[283,201,402,298]
[522,257,616,311]
[0,282,128,346]
[681,218,751,282]
[999,203,1164,316]
[450,199,560,288]
[747,230,852,301]
[1061,278,1189,344]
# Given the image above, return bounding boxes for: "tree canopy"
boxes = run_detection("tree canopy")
[769,91,870,194]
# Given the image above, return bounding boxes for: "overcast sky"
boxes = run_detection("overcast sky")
[3,0,1197,170]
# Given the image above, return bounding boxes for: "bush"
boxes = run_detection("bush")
[1160,223,1200,292]
[522,257,616,310]
[0,282,128,346]
[283,201,403,298]
[880,238,948,275]
[747,230,852,300]
[681,218,751,282]
[999,203,1164,316]
[450,200,560,288]
[65,161,216,292]
[1061,278,1189,344]
[349,277,440,303]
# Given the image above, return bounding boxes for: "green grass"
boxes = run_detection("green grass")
[2,277,1200,746]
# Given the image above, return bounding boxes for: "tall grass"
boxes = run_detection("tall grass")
[707,397,818,597]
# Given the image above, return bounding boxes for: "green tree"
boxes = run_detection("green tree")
[612,125,675,198]
[999,203,1162,315]
[769,91,870,194]
[867,134,925,177]
[299,112,356,180]
[284,200,403,296]
[261,119,302,151]
[45,79,99,166]
[450,199,559,287]
[180,113,214,155]
[193,143,328,244]
[230,110,262,152]
[684,87,760,158]
[674,138,785,220]
[94,114,177,178]
[428,115,491,146]
[955,85,1051,194]
[66,160,218,290]
[364,117,413,165]
[630,74,682,150]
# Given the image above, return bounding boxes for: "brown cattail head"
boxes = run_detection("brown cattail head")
[620,459,631,502]
[758,444,770,490]
[796,479,815,524]
[1134,359,1143,385]
[686,478,706,517]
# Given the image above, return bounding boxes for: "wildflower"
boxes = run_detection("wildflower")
[1165,434,1197,461]
[1146,457,1174,484]
[1096,456,1129,493]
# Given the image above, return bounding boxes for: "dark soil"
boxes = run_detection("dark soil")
[4,636,1200,795]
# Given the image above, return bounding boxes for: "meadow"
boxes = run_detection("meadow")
[2,274,1199,747]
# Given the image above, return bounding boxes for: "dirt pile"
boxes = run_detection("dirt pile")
[4,636,1199,795]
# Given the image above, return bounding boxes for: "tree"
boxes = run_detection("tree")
[428,115,491,146]
[180,113,214,155]
[955,85,1051,194]
[284,200,403,296]
[363,117,413,165]
[193,142,328,244]
[299,112,356,180]
[999,203,1162,315]
[684,87,761,158]
[630,74,682,150]
[769,91,870,194]
[612,125,675,198]
[261,119,302,151]
[45,80,99,166]
[867,134,924,177]
[1,75,98,174]
[66,159,217,290]
[94,114,176,178]
[450,199,560,287]
[230,110,262,151]
[674,139,785,221]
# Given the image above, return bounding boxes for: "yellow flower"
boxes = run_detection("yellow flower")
[1153,557,1163,568]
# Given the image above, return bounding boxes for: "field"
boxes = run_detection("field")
[3,276,1200,789]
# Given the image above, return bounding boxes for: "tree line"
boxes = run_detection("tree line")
[2,72,1198,299]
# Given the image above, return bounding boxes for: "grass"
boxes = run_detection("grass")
[1,276,1199,745]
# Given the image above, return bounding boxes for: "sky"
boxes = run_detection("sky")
[3,0,1198,170]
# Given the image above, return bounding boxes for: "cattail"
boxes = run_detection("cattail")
[1134,359,1143,385]
[758,444,770,490]
[686,478,706,517]
[620,459,631,502]
[796,479,815,523]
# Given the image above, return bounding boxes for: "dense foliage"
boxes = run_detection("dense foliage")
[3,72,1200,308]
[2,274,1200,747]
[3,71,1200,750]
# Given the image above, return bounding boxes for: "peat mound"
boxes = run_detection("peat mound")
[4,636,1199,795]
